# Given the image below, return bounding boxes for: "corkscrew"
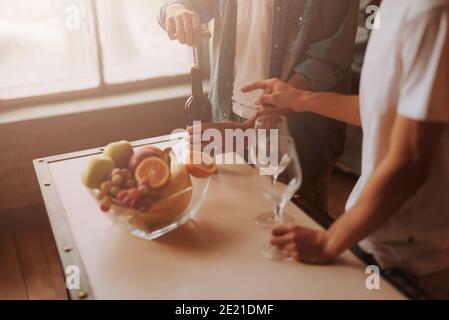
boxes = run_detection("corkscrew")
[192,30,211,69]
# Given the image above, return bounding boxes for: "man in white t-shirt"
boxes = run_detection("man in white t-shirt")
[243,0,449,299]
[159,0,359,211]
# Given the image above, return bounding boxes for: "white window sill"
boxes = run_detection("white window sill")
[0,82,209,125]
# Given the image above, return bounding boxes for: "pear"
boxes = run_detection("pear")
[103,141,134,169]
[82,156,115,189]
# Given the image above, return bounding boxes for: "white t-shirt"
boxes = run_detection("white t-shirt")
[347,0,449,276]
[232,0,273,120]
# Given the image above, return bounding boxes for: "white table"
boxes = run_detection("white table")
[34,134,406,300]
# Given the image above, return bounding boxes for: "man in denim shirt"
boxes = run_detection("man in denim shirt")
[159,0,359,211]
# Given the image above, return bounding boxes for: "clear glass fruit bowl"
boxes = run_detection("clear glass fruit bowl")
[89,176,210,240]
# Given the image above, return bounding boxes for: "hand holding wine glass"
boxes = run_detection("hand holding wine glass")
[271,225,336,264]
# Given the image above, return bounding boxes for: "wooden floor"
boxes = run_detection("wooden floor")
[0,203,68,300]
[0,169,357,300]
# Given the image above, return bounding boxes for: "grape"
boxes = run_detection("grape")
[100,181,112,193]
[111,174,123,186]
[102,196,112,205]
[120,169,132,178]
[129,188,140,201]
[111,168,121,177]
[138,185,149,196]
[117,190,129,202]
[124,179,137,189]
[123,196,133,208]
[139,177,150,188]
[97,192,107,201]
[110,186,121,196]
[100,196,112,212]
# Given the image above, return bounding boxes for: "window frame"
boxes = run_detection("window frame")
[0,0,210,109]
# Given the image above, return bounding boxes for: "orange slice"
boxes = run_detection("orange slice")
[186,151,217,179]
[135,157,170,189]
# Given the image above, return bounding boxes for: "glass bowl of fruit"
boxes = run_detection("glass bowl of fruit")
[82,141,216,240]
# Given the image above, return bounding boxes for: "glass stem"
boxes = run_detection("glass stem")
[274,203,284,225]
[271,175,277,220]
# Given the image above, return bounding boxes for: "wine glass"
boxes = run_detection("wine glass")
[252,115,295,228]
[250,135,302,261]
[254,114,290,136]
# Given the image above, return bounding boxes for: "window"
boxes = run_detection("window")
[0,0,193,100]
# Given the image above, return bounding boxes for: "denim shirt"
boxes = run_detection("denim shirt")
[160,0,358,179]
[160,0,359,122]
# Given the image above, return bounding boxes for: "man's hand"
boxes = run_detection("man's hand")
[241,78,313,112]
[165,4,202,47]
[271,225,337,264]
[239,75,306,129]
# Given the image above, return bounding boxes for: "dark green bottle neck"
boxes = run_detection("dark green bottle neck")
[191,67,204,97]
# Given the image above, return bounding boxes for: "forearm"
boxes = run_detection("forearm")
[325,117,446,259]
[325,157,426,256]
[300,92,361,126]
[242,79,360,126]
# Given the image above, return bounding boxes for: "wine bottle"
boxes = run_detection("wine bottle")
[185,33,212,127]
[185,67,212,127]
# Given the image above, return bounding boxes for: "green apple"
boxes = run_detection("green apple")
[82,156,115,189]
[103,140,134,169]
